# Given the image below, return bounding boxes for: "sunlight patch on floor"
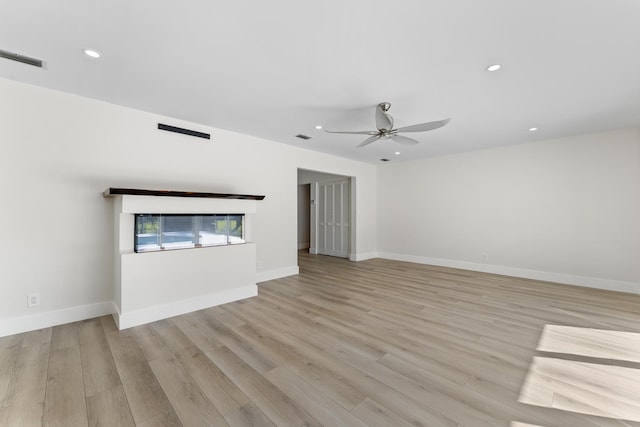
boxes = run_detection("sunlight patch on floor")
[537,324,640,363]
[519,324,640,423]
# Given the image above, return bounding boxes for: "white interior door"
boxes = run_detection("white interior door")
[317,179,350,258]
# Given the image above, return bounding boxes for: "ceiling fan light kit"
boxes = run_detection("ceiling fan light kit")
[325,102,450,148]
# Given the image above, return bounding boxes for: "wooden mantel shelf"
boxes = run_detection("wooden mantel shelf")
[103,187,265,200]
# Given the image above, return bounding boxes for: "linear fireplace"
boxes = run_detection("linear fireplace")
[104,188,264,329]
[134,213,245,252]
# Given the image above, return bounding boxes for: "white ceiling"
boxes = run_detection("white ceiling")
[2,0,640,164]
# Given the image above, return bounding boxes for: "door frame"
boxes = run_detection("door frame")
[297,169,356,260]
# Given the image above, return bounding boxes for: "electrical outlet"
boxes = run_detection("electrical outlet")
[481,253,489,261]
[256,260,262,270]
[28,293,41,308]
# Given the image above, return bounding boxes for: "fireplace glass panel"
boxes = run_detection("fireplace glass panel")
[134,214,244,252]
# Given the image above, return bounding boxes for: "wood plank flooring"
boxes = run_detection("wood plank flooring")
[2,252,640,426]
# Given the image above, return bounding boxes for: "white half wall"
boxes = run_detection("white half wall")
[378,128,640,293]
[0,77,377,337]
[111,194,259,329]
[117,244,257,329]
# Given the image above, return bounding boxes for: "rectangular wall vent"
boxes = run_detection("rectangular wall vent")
[296,134,311,140]
[0,49,44,68]
[158,123,210,140]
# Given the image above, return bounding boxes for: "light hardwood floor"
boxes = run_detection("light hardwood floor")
[1,252,640,426]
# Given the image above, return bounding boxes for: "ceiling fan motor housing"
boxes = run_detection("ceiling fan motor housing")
[378,102,391,112]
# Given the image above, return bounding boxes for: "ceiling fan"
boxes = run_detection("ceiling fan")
[325,102,450,148]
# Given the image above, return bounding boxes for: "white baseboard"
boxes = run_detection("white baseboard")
[115,284,257,330]
[256,265,299,283]
[349,252,378,262]
[377,252,640,295]
[115,285,257,330]
[0,302,115,338]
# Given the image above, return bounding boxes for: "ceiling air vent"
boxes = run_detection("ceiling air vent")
[0,49,44,68]
[296,134,311,140]
[158,123,210,140]
[380,158,390,162]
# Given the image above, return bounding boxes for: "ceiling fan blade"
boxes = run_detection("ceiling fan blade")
[395,118,451,133]
[357,135,381,148]
[389,134,420,145]
[325,130,377,135]
[375,104,394,131]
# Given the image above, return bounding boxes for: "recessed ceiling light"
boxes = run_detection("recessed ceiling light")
[82,49,101,58]
[486,64,501,72]
[315,125,322,130]
[394,152,400,155]
[529,127,538,132]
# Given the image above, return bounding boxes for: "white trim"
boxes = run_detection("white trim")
[350,252,378,262]
[256,266,299,283]
[115,285,257,330]
[0,302,114,338]
[377,252,640,295]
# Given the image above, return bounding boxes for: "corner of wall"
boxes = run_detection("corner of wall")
[349,252,378,262]
[256,266,299,283]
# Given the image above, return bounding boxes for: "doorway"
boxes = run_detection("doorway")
[297,169,353,259]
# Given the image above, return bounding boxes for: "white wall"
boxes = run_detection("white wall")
[0,78,377,336]
[119,244,256,329]
[378,128,640,293]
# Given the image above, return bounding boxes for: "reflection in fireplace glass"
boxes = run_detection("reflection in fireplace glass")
[134,214,244,252]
